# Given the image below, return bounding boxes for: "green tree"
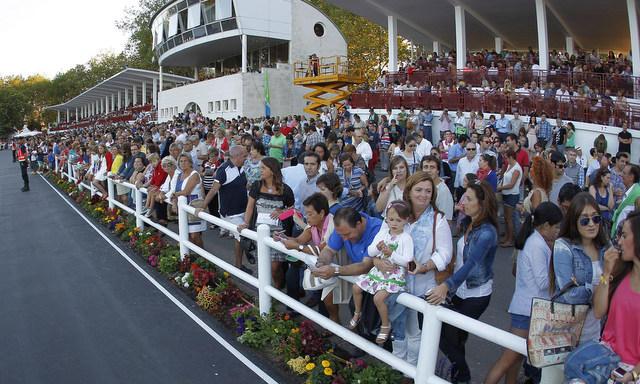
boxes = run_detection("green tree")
[306,0,411,85]
[0,85,30,136]
[116,0,166,71]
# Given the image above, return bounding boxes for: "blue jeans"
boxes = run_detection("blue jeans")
[565,341,620,384]
[422,124,433,143]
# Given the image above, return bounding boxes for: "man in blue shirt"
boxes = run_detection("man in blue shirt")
[447,135,468,195]
[313,208,383,278]
[537,113,552,149]
[495,110,511,142]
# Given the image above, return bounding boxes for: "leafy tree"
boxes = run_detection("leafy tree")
[0,85,30,136]
[116,0,165,71]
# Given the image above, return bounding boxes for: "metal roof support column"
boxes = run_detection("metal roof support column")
[454,5,466,70]
[124,87,129,108]
[535,0,549,70]
[194,67,199,80]
[159,66,164,92]
[118,91,122,110]
[133,84,138,106]
[75,107,79,122]
[433,41,440,55]
[105,96,109,114]
[111,94,115,112]
[57,111,60,124]
[66,108,70,123]
[142,81,147,105]
[565,37,574,56]
[387,15,398,72]
[241,34,248,73]
[152,78,158,107]
[627,0,640,77]
[495,37,503,54]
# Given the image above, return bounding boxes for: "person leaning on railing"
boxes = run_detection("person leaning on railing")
[154,156,178,227]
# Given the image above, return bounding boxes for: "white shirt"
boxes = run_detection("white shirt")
[454,155,480,188]
[435,180,454,220]
[282,164,307,196]
[416,138,433,160]
[175,133,187,144]
[355,140,373,162]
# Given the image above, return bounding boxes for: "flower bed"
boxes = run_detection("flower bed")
[47,172,403,383]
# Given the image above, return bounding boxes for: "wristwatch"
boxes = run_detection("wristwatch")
[297,245,304,251]
[334,266,340,276]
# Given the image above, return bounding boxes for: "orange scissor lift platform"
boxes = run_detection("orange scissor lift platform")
[293,55,364,115]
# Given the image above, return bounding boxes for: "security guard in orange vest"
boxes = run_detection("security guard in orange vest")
[17,137,29,192]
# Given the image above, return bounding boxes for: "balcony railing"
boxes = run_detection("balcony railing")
[154,17,238,58]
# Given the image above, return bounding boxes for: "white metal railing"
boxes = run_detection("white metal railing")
[53,167,557,384]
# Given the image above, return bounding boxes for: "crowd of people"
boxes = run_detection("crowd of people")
[16,104,640,384]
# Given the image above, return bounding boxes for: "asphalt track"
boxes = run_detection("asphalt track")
[0,150,290,384]
[0,149,518,383]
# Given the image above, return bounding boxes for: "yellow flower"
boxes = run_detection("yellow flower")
[128,232,133,236]
[323,367,333,376]
[321,360,330,368]
[223,271,230,278]
[291,328,299,334]
[305,363,315,371]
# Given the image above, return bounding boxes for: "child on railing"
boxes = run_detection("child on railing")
[349,200,414,345]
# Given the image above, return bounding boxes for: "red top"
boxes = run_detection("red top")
[149,161,168,187]
[105,151,113,170]
[601,274,640,365]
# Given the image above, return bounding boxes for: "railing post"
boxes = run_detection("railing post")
[257,224,272,315]
[177,196,189,261]
[55,156,59,174]
[89,179,96,197]
[107,176,115,210]
[68,161,73,182]
[135,187,144,230]
[414,303,442,384]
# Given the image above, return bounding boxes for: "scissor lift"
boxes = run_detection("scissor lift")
[293,55,364,115]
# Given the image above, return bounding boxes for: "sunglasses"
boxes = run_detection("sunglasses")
[466,148,476,151]
[578,215,602,226]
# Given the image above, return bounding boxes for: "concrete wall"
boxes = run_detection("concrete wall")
[234,0,291,40]
[290,0,348,63]
[351,108,640,161]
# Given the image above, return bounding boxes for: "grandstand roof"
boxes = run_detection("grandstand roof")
[324,0,635,52]
[45,68,194,111]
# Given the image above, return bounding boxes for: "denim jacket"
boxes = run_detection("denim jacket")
[445,222,497,292]
[552,238,605,305]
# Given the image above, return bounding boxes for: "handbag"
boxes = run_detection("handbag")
[301,245,336,291]
[434,212,456,285]
[527,280,589,368]
[187,198,205,223]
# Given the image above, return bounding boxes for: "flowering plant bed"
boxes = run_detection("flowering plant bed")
[47,172,403,383]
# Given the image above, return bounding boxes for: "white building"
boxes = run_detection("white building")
[151,0,348,121]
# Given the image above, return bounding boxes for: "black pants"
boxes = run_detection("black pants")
[203,189,219,218]
[439,294,491,383]
[12,150,16,162]
[20,162,29,188]
[155,201,168,222]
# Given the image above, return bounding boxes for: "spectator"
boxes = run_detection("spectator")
[420,155,454,221]
[171,154,206,248]
[336,153,368,211]
[564,147,585,188]
[589,168,615,227]
[611,164,640,237]
[295,152,321,214]
[553,192,608,344]
[485,202,563,384]
[453,141,480,199]
[426,181,499,384]
[522,157,553,214]
[237,157,294,289]
[618,121,632,156]
[549,150,573,206]
[269,126,286,163]
[558,183,583,215]
[375,156,409,217]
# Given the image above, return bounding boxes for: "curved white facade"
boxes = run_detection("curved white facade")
[153,0,348,121]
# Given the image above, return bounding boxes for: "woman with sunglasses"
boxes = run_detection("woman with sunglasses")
[552,192,609,344]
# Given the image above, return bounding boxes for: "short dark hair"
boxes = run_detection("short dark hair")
[303,151,321,165]
[303,193,329,216]
[457,134,469,143]
[333,207,362,228]
[506,133,518,142]
[420,154,440,170]
[317,173,343,200]
[558,183,582,204]
[626,164,640,183]
[549,150,565,164]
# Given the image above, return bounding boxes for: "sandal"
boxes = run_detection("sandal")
[347,312,362,330]
[376,325,392,345]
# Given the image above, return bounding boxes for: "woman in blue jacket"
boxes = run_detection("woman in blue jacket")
[426,181,498,384]
[552,192,608,344]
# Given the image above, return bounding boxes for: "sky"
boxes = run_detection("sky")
[0,0,133,79]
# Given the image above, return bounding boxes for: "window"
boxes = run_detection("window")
[215,101,221,112]
[208,102,213,112]
[223,100,229,111]
[230,99,236,111]
[314,23,325,37]
[202,0,215,24]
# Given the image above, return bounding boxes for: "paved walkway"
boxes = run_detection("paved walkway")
[0,150,288,384]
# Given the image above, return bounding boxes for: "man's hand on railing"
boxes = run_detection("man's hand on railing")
[311,265,336,280]
[236,223,248,233]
